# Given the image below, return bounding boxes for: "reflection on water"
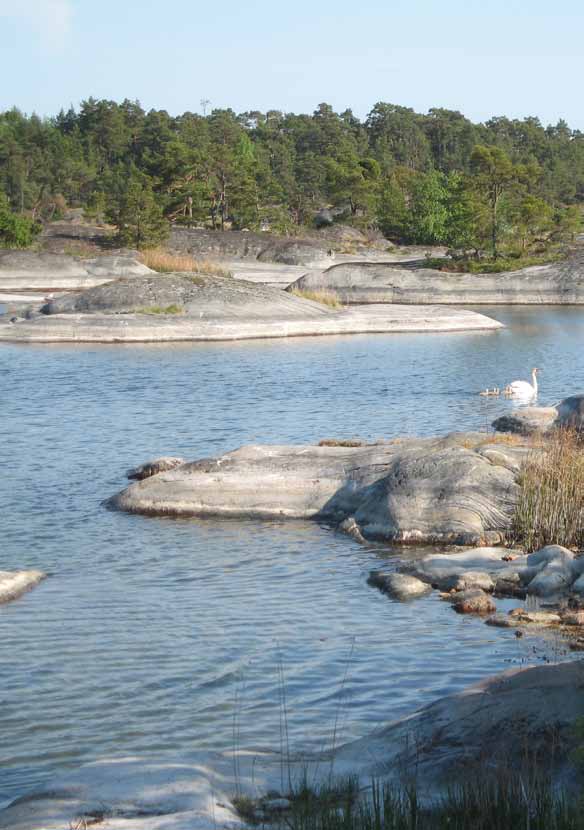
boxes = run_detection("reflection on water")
[0,306,583,803]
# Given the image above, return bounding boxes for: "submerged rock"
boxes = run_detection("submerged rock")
[448,588,496,615]
[109,434,523,545]
[368,571,432,600]
[0,570,46,604]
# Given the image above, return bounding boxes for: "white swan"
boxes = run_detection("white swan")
[504,368,539,399]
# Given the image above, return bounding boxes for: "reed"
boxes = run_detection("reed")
[512,428,584,553]
[234,776,584,830]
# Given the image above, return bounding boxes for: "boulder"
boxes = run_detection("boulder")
[127,457,186,480]
[109,434,524,545]
[448,589,496,615]
[368,571,432,600]
[523,545,575,597]
[0,570,46,604]
[402,547,528,589]
[556,395,584,432]
[441,570,494,593]
[492,407,558,436]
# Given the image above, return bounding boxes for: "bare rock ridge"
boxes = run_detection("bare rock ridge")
[288,249,584,304]
[110,434,522,545]
[0,250,152,291]
[0,274,503,343]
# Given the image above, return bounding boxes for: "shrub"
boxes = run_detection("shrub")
[0,190,40,248]
[512,428,584,552]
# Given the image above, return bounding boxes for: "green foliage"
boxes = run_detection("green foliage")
[0,189,40,247]
[106,172,169,248]
[235,775,584,830]
[1,99,584,249]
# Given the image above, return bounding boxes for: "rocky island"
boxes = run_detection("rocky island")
[0,272,503,343]
[288,247,584,304]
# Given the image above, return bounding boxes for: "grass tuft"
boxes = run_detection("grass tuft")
[135,304,185,315]
[139,247,232,277]
[289,288,342,308]
[233,774,584,830]
[512,428,584,552]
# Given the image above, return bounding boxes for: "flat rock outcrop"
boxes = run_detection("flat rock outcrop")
[0,570,46,604]
[0,250,152,291]
[288,251,584,304]
[109,434,524,545]
[0,274,503,343]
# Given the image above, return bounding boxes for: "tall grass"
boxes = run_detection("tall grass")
[234,776,584,830]
[288,288,342,308]
[139,247,232,277]
[512,428,584,552]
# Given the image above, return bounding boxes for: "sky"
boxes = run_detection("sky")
[0,0,583,128]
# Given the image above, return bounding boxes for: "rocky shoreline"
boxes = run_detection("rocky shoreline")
[2,658,583,829]
[0,273,503,343]
[288,249,584,304]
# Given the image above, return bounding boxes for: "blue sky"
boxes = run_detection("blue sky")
[0,0,582,127]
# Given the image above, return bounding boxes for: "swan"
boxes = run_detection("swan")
[504,368,539,399]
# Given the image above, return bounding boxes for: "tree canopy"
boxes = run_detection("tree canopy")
[0,98,582,252]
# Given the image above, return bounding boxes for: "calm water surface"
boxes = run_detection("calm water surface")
[1,306,583,804]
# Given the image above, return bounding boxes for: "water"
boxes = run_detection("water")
[1,306,583,804]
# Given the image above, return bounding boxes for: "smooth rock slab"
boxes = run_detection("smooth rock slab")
[0,250,152,291]
[288,252,584,305]
[0,570,46,604]
[109,434,523,545]
[0,300,503,344]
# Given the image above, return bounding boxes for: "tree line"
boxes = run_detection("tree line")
[0,99,582,254]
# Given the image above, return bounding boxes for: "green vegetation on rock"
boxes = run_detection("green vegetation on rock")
[135,304,184,315]
[0,189,40,248]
